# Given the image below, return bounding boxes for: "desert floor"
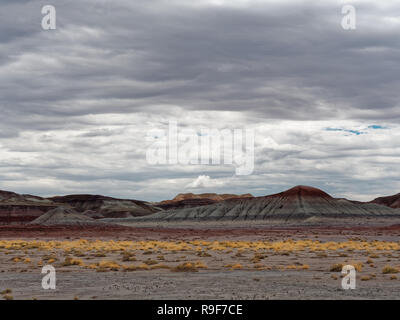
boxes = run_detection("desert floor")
[0,224,399,300]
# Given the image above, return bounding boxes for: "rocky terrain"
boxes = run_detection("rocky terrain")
[157,193,253,210]
[0,190,159,225]
[48,194,159,218]
[1,226,400,300]
[371,193,400,209]
[126,186,399,224]
[1,186,400,227]
[29,207,108,227]
[0,191,58,225]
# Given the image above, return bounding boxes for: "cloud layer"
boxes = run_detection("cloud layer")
[0,0,399,201]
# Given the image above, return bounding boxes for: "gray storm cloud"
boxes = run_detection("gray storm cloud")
[0,0,399,201]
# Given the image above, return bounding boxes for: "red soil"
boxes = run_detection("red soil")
[372,193,400,208]
[1,224,400,240]
[269,185,333,199]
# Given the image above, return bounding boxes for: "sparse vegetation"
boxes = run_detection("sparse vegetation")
[330,263,344,272]
[172,262,199,272]
[62,257,84,267]
[1,289,12,295]
[382,266,399,274]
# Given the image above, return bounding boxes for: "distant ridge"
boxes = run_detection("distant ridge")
[1,186,400,226]
[271,185,332,199]
[371,193,400,209]
[48,194,158,218]
[157,193,253,210]
[0,190,159,224]
[131,185,399,223]
[29,207,96,226]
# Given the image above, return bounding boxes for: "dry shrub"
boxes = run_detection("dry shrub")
[62,257,84,267]
[316,252,328,258]
[361,275,371,281]
[138,263,150,270]
[122,252,136,262]
[122,265,138,272]
[1,289,12,295]
[196,251,211,257]
[143,259,158,266]
[121,264,150,271]
[93,252,106,258]
[350,262,363,272]
[194,261,208,269]
[286,265,297,270]
[86,263,98,270]
[382,265,399,274]
[171,262,198,272]
[97,260,120,271]
[72,251,86,257]
[150,264,171,270]
[330,263,344,272]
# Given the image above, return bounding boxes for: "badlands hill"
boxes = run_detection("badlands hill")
[172,193,253,202]
[0,190,159,224]
[371,193,400,209]
[157,193,253,210]
[131,186,399,223]
[29,207,96,226]
[48,194,159,218]
[0,190,57,224]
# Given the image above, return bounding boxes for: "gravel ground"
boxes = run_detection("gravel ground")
[1,270,399,300]
[1,224,399,300]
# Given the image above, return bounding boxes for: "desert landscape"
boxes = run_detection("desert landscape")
[2,0,400,306]
[1,186,400,300]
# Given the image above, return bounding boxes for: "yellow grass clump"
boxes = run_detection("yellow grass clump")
[62,257,84,267]
[97,260,121,271]
[382,266,399,274]
[330,263,344,272]
[172,262,199,272]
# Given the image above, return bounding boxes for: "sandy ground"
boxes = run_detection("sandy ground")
[0,224,399,300]
[1,270,399,300]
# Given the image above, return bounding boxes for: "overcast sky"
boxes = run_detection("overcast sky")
[0,0,399,201]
